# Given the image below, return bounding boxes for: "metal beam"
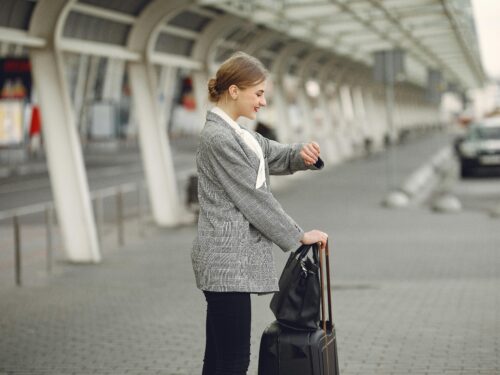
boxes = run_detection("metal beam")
[59,38,140,60]
[187,5,219,19]
[285,1,332,7]
[150,52,203,69]
[160,25,200,40]
[203,0,482,91]
[0,26,46,48]
[284,3,341,19]
[334,0,463,88]
[71,2,136,25]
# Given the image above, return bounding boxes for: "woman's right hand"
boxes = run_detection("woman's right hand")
[301,230,328,250]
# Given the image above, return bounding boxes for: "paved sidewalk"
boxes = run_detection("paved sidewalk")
[1,131,499,374]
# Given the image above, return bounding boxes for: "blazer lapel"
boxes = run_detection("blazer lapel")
[206,111,261,169]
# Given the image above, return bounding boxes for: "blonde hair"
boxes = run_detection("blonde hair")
[208,51,268,103]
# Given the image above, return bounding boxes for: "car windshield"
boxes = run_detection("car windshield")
[476,126,500,140]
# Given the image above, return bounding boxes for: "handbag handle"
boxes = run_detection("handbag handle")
[319,240,333,332]
[296,242,320,256]
[295,243,320,270]
[295,243,313,260]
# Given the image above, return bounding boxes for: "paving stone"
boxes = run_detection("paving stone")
[1,133,499,374]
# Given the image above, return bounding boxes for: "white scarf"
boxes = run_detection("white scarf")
[211,106,266,189]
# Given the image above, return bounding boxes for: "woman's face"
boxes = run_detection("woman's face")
[235,80,267,120]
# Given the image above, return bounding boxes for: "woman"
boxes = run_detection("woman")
[191,51,329,375]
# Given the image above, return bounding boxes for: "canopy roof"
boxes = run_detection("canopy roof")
[0,0,485,90]
[208,0,485,88]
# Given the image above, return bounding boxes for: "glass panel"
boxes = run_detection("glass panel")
[155,34,194,56]
[0,0,36,30]
[168,10,211,32]
[64,12,131,46]
[78,0,150,16]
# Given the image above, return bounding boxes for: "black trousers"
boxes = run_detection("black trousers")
[202,291,251,375]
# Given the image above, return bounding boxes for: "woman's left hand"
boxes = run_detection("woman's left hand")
[300,142,321,166]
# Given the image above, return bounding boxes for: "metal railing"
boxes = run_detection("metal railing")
[0,181,151,287]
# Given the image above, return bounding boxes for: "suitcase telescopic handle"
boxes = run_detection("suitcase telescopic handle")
[318,240,333,332]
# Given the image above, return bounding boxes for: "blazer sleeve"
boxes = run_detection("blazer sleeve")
[253,131,323,175]
[206,133,304,252]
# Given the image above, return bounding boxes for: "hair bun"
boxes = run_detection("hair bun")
[207,52,268,104]
[208,78,220,102]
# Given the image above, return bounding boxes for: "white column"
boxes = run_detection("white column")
[128,63,181,225]
[272,80,293,144]
[317,61,345,164]
[296,51,326,143]
[157,65,178,132]
[351,85,369,148]
[300,91,332,155]
[73,54,89,135]
[316,88,340,164]
[270,43,308,144]
[339,84,356,158]
[330,89,350,161]
[29,0,100,263]
[296,89,314,142]
[127,0,191,226]
[245,32,292,143]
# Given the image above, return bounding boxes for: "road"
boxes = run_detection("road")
[450,172,500,214]
[0,137,198,212]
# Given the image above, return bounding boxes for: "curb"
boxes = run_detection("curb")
[383,146,454,208]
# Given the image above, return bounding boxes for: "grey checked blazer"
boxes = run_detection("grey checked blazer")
[191,111,321,293]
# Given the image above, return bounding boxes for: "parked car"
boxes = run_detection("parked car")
[455,116,500,177]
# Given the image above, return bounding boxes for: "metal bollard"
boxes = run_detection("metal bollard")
[45,205,54,274]
[13,215,21,286]
[116,188,124,246]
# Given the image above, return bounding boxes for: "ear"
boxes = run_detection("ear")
[228,84,239,100]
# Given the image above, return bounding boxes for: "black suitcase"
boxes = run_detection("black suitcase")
[258,243,340,375]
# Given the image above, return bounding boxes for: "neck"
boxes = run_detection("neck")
[216,102,239,122]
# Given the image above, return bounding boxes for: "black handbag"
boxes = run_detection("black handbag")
[270,243,321,330]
